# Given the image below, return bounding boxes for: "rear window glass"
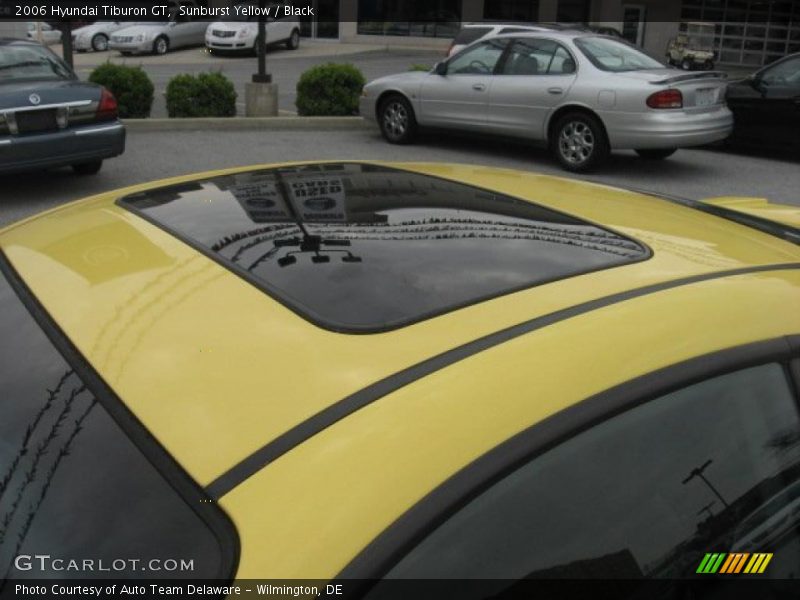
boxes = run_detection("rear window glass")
[453,27,493,45]
[0,265,234,579]
[575,36,664,72]
[0,44,73,83]
[118,163,649,332]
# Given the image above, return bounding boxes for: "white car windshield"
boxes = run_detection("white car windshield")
[575,36,664,72]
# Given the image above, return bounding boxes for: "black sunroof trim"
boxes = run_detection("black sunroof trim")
[115,163,652,335]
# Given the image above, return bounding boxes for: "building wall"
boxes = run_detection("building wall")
[338,0,680,52]
[336,0,786,67]
[0,21,27,39]
[635,1,681,59]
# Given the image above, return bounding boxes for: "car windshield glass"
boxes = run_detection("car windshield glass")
[118,163,649,332]
[685,35,713,50]
[575,36,664,72]
[0,45,72,82]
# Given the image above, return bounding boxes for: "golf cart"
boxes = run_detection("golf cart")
[667,22,716,70]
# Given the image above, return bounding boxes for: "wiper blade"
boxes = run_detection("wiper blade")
[0,60,46,71]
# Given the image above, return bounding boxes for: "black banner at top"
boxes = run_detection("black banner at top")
[2,0,800,23]
[0,0,320,21]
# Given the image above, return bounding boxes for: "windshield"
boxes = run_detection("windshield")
[688,36,713,49]
[575,36,664,72]
[0,44,73,82]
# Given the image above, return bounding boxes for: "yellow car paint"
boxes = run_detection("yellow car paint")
[225,268,800,578]
[1,162,799,579]
[702,196,800,229]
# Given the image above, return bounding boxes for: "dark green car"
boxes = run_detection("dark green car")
[0,38,125,175]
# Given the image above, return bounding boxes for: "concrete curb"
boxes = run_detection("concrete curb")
[122,116,371,132]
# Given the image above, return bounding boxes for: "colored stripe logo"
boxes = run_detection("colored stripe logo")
[696,552,773,574]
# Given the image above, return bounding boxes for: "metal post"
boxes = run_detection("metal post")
[61,22,74,70]
[253,0,271,83]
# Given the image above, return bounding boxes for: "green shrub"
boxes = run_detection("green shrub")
[165,72,237,118]
[88,63,154,118]
[408,64,432,71]
[295,63,365,116]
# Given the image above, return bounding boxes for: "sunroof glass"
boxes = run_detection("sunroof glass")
[118,163,648,332]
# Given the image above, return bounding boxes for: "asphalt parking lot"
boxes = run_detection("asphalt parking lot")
[1,127,798,229]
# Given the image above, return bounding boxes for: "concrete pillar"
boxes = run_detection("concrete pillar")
[245,82,279,116]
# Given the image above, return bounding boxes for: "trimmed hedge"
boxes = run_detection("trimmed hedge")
[295,63,365,116]
[88,63,154,118]
[165,72,237,118]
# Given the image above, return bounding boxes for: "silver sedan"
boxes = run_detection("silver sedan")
[360,32,733,172]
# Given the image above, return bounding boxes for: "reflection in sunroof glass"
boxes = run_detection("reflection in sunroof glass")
[118,163,648,331]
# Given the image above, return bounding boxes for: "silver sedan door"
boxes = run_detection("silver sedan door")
[419,39,508,131]
[488,39,578,140]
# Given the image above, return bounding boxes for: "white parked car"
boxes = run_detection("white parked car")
[109,20,209,55]
[205,3,300,55]
[361,31,733,172]
[72,21,130,52]
[26,22,61,46]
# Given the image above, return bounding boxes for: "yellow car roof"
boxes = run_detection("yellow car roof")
[2,161,799,578]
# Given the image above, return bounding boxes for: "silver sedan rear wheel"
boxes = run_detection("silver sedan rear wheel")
[379,95,417,144]
[551,113,609,172]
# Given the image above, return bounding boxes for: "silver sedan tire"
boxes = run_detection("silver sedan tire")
[286,29,300,50]
[153,36,169,56]
[91,33,108,52]
[551,113,609,173]
[378,95,417,145]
